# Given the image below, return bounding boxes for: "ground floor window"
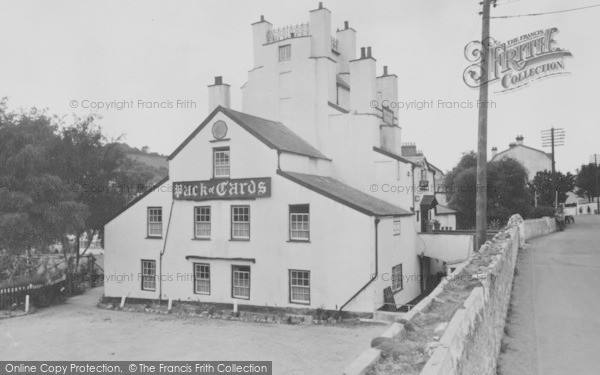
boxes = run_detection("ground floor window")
[392,264,403,292]
[194,263,210,295]
[289,269,310,304]
[141,260,156,291]
[232,265,250,299]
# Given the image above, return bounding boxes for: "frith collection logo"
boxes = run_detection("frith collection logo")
[463,28,573,92]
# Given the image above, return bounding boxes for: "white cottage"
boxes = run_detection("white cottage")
[104,3,452,313]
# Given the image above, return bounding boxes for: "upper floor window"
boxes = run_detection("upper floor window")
[147,207,162,238]
[393,219,401,236]
[213,147,230,178]
[289,204,310,241]
[420,169,427,181]
[231,206,250,240]
[194,206,211,239]
[279,45,291,61]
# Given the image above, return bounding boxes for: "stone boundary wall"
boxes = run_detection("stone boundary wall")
[343,216,556,375]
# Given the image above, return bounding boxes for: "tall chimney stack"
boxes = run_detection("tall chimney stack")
[309,2,331,57]
[208,76,230,113]
[251,15,272,68]
[350,46,376,114]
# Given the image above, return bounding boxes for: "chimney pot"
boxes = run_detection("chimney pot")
[383,66,388,76]
[516,135,524,145]
[319,2,323,9]
[344,21,349,29]
[260,15,264,22]
[215,76,223,85]
[360,47,366,58]
[367,46,372,58]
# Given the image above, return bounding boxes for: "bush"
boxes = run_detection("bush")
[527,205,554,219]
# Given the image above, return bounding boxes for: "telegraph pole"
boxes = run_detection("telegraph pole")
[542,127,565,207]
[475,0,495,250]
[591,154,600,214]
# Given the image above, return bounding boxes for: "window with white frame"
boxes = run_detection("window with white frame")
[392,264,403,292]
[213,147,230,178]
[194,206,211,239]
[141,260,156,291]
[231,206,250,239]
[421,169,427,181]
[289,270,310,304]
[147,207,162,237]
[393,219,401,235]
[194,263,210,295]
[279,44,291,61]
[289,204,309,241]
[232,265,250,299]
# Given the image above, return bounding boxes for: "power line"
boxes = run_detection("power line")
[491,3,600,18]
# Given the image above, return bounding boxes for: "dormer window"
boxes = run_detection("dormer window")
[279,45,291,61]
[213,147,230,178]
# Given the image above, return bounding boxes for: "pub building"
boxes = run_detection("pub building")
[104,3,456,313]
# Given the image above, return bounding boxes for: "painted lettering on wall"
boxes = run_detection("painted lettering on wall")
[173,178,271,201]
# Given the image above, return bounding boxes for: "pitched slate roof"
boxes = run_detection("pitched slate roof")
[373,147,419,166]
[168,106,330,161]
[277,170,412,217]
[436,204,457,215]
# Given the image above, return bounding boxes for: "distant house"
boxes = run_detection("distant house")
[491,135,552,180]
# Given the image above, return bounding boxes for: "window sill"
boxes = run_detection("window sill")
[287,240,311,243]
[191,238,211,241]
[290,301,310,305]
[229,238,250,242]
[232,296,250,300]
[145,236,163,240]
[193,292,211,295]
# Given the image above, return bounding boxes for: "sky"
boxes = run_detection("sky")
[1,0,598,174]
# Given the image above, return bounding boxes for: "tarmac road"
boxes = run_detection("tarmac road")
[498,215,600,375]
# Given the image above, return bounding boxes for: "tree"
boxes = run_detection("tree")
[0,102,89,283]
[446,153,532,229]
[0,100,156,291]
[530,170,576,206]
[575,163,600,201]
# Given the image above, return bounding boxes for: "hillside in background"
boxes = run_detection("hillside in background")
[115,143,168,184]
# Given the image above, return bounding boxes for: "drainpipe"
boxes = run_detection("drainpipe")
[418,254,425,295]
[159,200,175,304]
[411,164,416,212]
[339,217,380,312]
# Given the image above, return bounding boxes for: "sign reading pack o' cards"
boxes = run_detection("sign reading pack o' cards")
[173,178,271,201]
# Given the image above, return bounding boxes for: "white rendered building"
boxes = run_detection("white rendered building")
[104,3,453,313]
